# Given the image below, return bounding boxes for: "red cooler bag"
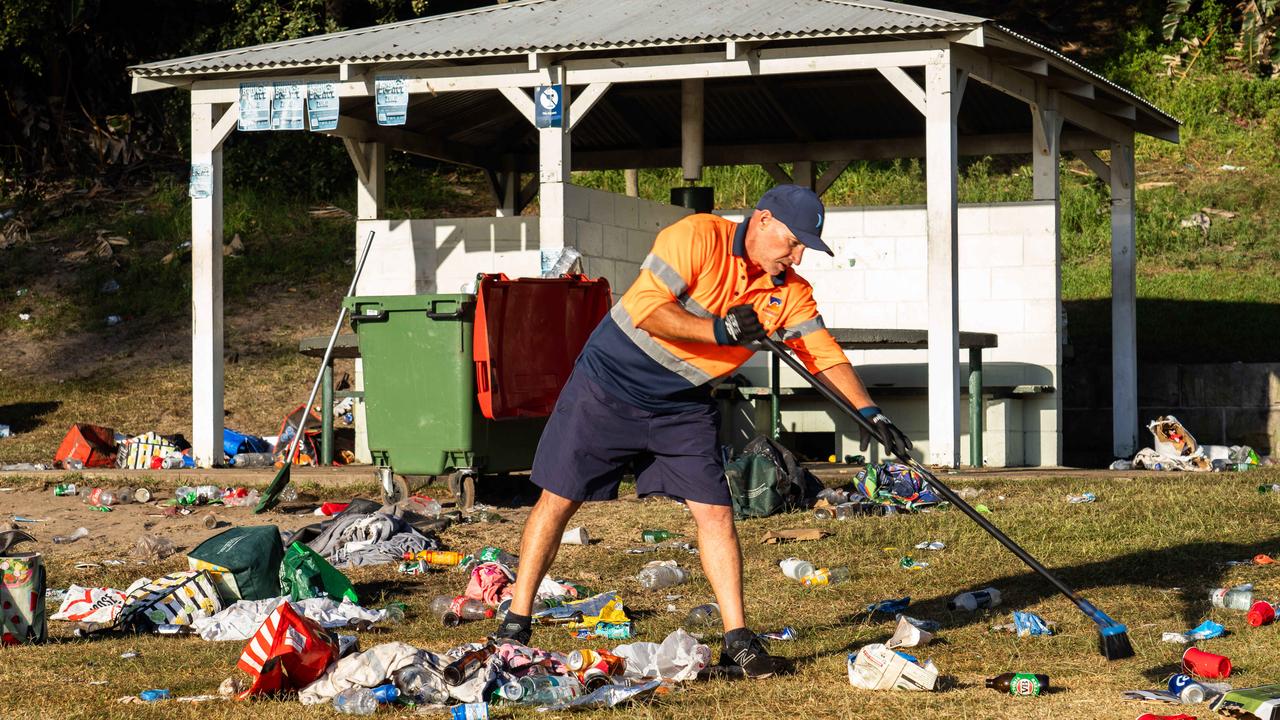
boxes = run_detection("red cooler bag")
[237,601,338,698]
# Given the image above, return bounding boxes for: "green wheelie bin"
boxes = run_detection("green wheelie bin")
[345,293,545,506]
[345,275,610,508]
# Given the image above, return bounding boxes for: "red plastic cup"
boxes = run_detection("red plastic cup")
[1136,714,1196,720]
[1182,646,1232,679]
[1247,600,1276,627]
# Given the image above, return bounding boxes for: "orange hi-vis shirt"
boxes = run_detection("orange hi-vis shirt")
[575,213,850,410]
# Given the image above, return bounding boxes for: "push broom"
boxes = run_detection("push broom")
[761,337,1135,660]
[255,230,376,514]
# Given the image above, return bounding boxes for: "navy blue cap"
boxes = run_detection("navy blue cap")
[755,184,832,256]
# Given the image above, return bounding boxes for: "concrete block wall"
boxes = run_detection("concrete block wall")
[1063,362,1280,465]
[719,202,1061,466]
[354,217,541,296]
[564,186,693,299]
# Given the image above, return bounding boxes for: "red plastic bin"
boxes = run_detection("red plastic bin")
[473,273,611,420]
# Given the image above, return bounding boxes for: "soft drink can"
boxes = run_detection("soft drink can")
[759,627,797,641]
[581,667,611,689]
[566,649,599,672]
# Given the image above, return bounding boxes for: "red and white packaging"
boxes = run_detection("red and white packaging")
[50,584,127,624]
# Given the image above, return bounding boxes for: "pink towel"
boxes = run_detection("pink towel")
[465,562,514,607]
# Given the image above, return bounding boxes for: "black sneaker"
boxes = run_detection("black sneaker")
[493,617,532,646]
[720,630,790,679]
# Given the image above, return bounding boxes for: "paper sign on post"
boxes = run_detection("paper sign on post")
[270,83,305,130]
[237,82,271,131]
[375,77,407,126]
[189,163,212,199]
[307,81,339,131]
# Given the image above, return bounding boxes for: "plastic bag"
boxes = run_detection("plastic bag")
[50,584,128,624]
[612,629,709,681]
[279,541,358,603]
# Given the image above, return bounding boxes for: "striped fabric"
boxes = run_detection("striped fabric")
[237,600,339,698]
[119,570,222,629]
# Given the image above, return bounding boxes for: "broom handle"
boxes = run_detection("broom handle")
[760,337,1090,608]
[285,230,377,463]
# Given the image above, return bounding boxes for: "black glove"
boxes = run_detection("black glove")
[713,304,767,346]
[860,406,913,459]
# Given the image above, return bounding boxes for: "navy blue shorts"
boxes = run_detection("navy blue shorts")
[530,368,729,506]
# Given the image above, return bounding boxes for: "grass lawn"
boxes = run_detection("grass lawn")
[1,469,1278,719]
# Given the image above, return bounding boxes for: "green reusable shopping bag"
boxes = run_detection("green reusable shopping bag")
[279,542,358,603]
[187,526,284,602]
[725,436,823,519]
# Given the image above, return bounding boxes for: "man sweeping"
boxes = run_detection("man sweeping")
[495,184,912,678]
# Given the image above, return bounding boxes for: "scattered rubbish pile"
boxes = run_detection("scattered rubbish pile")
[41,412,358,471]
[1110,415,1269,472]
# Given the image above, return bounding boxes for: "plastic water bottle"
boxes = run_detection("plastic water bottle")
[637,565,686,589]
[230,452,274,467]
[801,567,850,586]
[393,665,448,705]
[545,247,582,277]
[685,602,721,627]
[1209,585,1254,611]
[817,488,850,505]
[382,602,406,625]
[430,595,493,626]
[779,558,815,580]
[83,488,118,507]
[517,674,582,704]
[949,587,1003,611]
[52,527,89,544]
[332,688,377,715]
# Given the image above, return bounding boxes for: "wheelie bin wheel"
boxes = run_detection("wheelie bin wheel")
[380,472,410,505]
[448,469,477,511]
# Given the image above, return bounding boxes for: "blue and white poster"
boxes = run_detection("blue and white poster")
[535,85,563,128]
[375,76,407,126]
[189,163,212,199]
[237,82,271,132]
[306,81,339,131]
[270,83,305,130]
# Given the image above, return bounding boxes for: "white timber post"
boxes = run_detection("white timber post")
[539,67,571,250]
[1110,138,1138,458]
[681,78,704,183]
[1031,86,1064,465]
[924,53,964,467]
[190,102,228,468]
[350,139,385,464]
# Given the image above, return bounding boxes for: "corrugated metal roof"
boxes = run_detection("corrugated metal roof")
[129,0,985,76]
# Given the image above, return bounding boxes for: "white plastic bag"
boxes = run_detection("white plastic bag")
[50,584,127,624]
[613,628,710,681]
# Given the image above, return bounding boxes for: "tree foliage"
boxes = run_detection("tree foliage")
[0,0,490,190]
[1162,0,1280,74]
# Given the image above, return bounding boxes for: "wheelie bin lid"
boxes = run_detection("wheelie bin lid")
[473,273,611,420]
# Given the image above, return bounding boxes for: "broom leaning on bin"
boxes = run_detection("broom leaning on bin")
[255,230,376,514]
[760,336,1135,661]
